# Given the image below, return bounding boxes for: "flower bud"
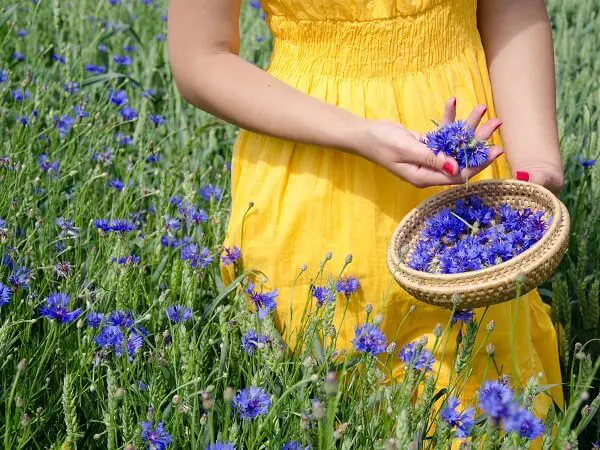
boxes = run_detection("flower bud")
[172,395,181,405]
[17,358,27,372]
[386,342,396,354]
[418,336,428,347]
[15,396,24,408]
[20,414,30,427]
[310,374,319,383]
[223,387,235,404]
[365,304,373,314]
[433,324,443,338]
[324,371,338,397]
[311,399,325,420]
[345,254,353,264]
[486,343,495,356]
[486,320,495,332]
[408,305,416,313]
[199,413,208,426]
[300,413,310,431]
[324,252,332,261]
[300,264,307,272]
[582,405,592,416]
[202,391,214,410]
[515,272,527,285]
[124,444,135,450]
[115,388,126,399]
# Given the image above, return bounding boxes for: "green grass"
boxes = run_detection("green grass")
[0,0,598,449]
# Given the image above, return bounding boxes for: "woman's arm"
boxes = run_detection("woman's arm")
[167,0,503,187]
[478,0,564,193]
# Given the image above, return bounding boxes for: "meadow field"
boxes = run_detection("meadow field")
[0,0,599,449]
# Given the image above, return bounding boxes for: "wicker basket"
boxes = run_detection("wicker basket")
[386,180,570,309]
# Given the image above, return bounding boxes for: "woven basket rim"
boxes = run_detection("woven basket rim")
[387,179,563,281]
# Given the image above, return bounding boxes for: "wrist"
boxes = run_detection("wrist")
[335,115,374,157]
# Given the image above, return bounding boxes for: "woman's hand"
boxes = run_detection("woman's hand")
[355,99,504,188]
[513,163,564,194]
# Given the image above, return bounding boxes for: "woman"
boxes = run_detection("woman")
[167,0,564,415]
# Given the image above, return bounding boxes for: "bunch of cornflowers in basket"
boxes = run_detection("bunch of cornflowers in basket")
[408,195,550,274]
[407,121,551,275]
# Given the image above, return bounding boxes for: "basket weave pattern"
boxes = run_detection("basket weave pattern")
[386,180,570,309]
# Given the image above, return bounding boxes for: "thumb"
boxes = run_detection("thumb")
[408,142,458,176]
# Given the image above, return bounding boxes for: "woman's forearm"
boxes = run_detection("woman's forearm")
[171,50,367,155]
[478,0,564,185]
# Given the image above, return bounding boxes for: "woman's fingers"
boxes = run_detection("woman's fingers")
[398,163,463,188]
[460,145,505,180]
[405,141,459,176]
[441,97,457,125]
[475,118,502,141]
[465,104,487,130]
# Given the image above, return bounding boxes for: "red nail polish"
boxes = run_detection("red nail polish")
[516,171,530,182]
[443,161,455,176]
[451,97,456,107]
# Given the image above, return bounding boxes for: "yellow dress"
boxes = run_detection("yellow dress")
[222,0,563,416]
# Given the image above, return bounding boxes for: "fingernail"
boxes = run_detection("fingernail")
[516,171,530,182]
[443,161,455,176]
[451,97,456,107]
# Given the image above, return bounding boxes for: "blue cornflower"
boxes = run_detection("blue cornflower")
[241,329,268,355]
[108,90,128,106]
[74,105,89,118]
[312,285,335,306]
[123,44,136,52]
[399,341,434,371]
[424,121,489,170]
[0,283,12,306]
[64,81,79,94]
[16,29,27,37]
[54,115,75,138]
[198,184,222,202]
[335,276,359,297]
[108,179,125,191]
[86,311,104,328]
[37,155,60,175]
[108,0,120,4]
[140,421,172,450]
[126,331,143,360]
[221,246,241,266]
[94,219,111,233]
[56,217,80,238]
[114,133,133,146]
[52,53,66,63]
[120,105,138,121]
[84,64,107,74]
[143,88,156,97]
[149,114,165,126]
[181,244,213,269]
[246,283,278,319]
[178,202,208,225]
[281,443,308,450]
[170,196,184,207]
[451,309,474,325]
[165,305,192,324]
[146,153,161,164]
[579,158,596,168]
[16,114,28,126]
[234,387,271,420]
[98,43,107,53]
[408,240,437,272]
[0,70,8,82]
[477,381,513,420]
[12,52,26,62]
[111,255,140,265]
[113,55,132,66]
[137,380,148,391]
[109,219,136,234]
[164,215,180,231]
[39,293,81,324]
[503,406,544,440]
[8,266,31,289]
[205,443,235,450]
[12,89,30,102]
[107,310,135,328]
[352,324,387,356]
[483,238,514,266]
[95,325,125,354]
[250,0,261,8]
[440,397,475,438]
